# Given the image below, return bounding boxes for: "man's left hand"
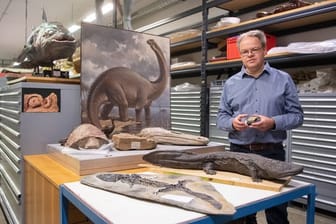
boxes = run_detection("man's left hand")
[249,115,275,131]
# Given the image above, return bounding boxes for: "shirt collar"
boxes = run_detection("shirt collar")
[240,62,271,78]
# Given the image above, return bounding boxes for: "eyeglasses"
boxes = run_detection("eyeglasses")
[240,47,263,57]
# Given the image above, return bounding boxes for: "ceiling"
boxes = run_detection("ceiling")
[0,0,226,66]
[0,0,173,63]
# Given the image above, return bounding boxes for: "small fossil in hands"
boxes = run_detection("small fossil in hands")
[245,116,261,125]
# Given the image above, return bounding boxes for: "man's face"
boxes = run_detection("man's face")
[239,36,266,71]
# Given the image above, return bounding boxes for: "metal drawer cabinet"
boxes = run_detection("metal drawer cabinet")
[0,164,20,224]
[289,93,336,213]
[209,81,230,149]
[170,88,202,135]
[0,82,81,224]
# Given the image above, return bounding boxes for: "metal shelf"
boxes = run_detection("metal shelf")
[207,1,336,41]
[170,1,336,56]
[171,51,336,78]
[169,0,336,213]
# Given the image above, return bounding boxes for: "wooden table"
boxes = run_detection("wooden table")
[24,154,147,224]
[25,154,316,224]
[24,142,224,223]
[24,155,83,224]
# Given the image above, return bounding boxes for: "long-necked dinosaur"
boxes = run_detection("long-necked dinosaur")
[86,39,169,132]
[143,150,304,182]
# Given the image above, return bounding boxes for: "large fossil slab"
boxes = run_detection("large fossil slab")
[81,172,236,215]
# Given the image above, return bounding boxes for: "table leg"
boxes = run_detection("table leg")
[306,185,316,224]
[60,185,69,224]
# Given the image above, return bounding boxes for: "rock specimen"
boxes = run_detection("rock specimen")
[24,93,59,112]
[112,133,156,150]
[244,115,261,126]
[256,0,312,18]
[137,127,209,146]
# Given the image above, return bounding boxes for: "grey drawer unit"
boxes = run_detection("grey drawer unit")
[209,81,230,149]
[0,82,81,224]
[170,88,201,135]
[289,93,336,213]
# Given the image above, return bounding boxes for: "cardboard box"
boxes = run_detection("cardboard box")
[226,34,276,60]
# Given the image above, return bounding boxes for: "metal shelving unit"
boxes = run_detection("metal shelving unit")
[171,1,336,77]
[167,0,336,213]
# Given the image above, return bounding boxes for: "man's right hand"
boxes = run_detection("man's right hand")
[232,114,249,131]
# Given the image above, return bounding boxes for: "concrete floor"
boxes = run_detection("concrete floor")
[256,203,336,224]
[0,202,335,223]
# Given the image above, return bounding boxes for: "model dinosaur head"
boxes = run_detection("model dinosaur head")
[16,22,76,68]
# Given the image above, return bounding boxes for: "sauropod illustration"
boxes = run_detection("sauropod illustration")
[86,38,169,132]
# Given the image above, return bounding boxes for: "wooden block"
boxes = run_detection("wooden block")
[112,133,156,150]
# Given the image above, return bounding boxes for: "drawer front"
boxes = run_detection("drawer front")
[0,88,21,120]
[170,89,201,135]
[0,167,21,224]
[209,85,229,147]
[0,87,21,160]
[0,114,20,134]
[0,187,20,224]
[0,150,21,190]
[0,121,21,148]
[291,93,336,212]
[0,134,21,160]
[0,164,21,201]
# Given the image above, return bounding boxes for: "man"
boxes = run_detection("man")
[216,30,304,224]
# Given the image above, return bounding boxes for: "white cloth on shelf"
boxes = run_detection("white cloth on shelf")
[268,39,336,55]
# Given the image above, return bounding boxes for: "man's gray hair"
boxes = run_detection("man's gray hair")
[237,30,266,50]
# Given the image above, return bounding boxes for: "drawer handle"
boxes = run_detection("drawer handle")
[0,149,20,173]
[0,165,21,200]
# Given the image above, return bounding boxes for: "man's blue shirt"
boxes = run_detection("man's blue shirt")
[216,62,304,144]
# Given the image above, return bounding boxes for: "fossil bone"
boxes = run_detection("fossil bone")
[137,127,209,146]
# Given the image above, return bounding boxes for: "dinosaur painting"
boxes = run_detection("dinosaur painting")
[86,38,169,132]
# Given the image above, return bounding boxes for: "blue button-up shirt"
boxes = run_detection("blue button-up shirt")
[216,62,304,144]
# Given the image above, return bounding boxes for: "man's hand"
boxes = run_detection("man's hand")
[249,115,275,131]
[232,114,249,131]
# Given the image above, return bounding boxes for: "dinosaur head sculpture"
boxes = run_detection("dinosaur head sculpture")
[16,22,76,68]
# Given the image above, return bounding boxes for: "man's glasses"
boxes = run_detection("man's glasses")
[240,47,263,57]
